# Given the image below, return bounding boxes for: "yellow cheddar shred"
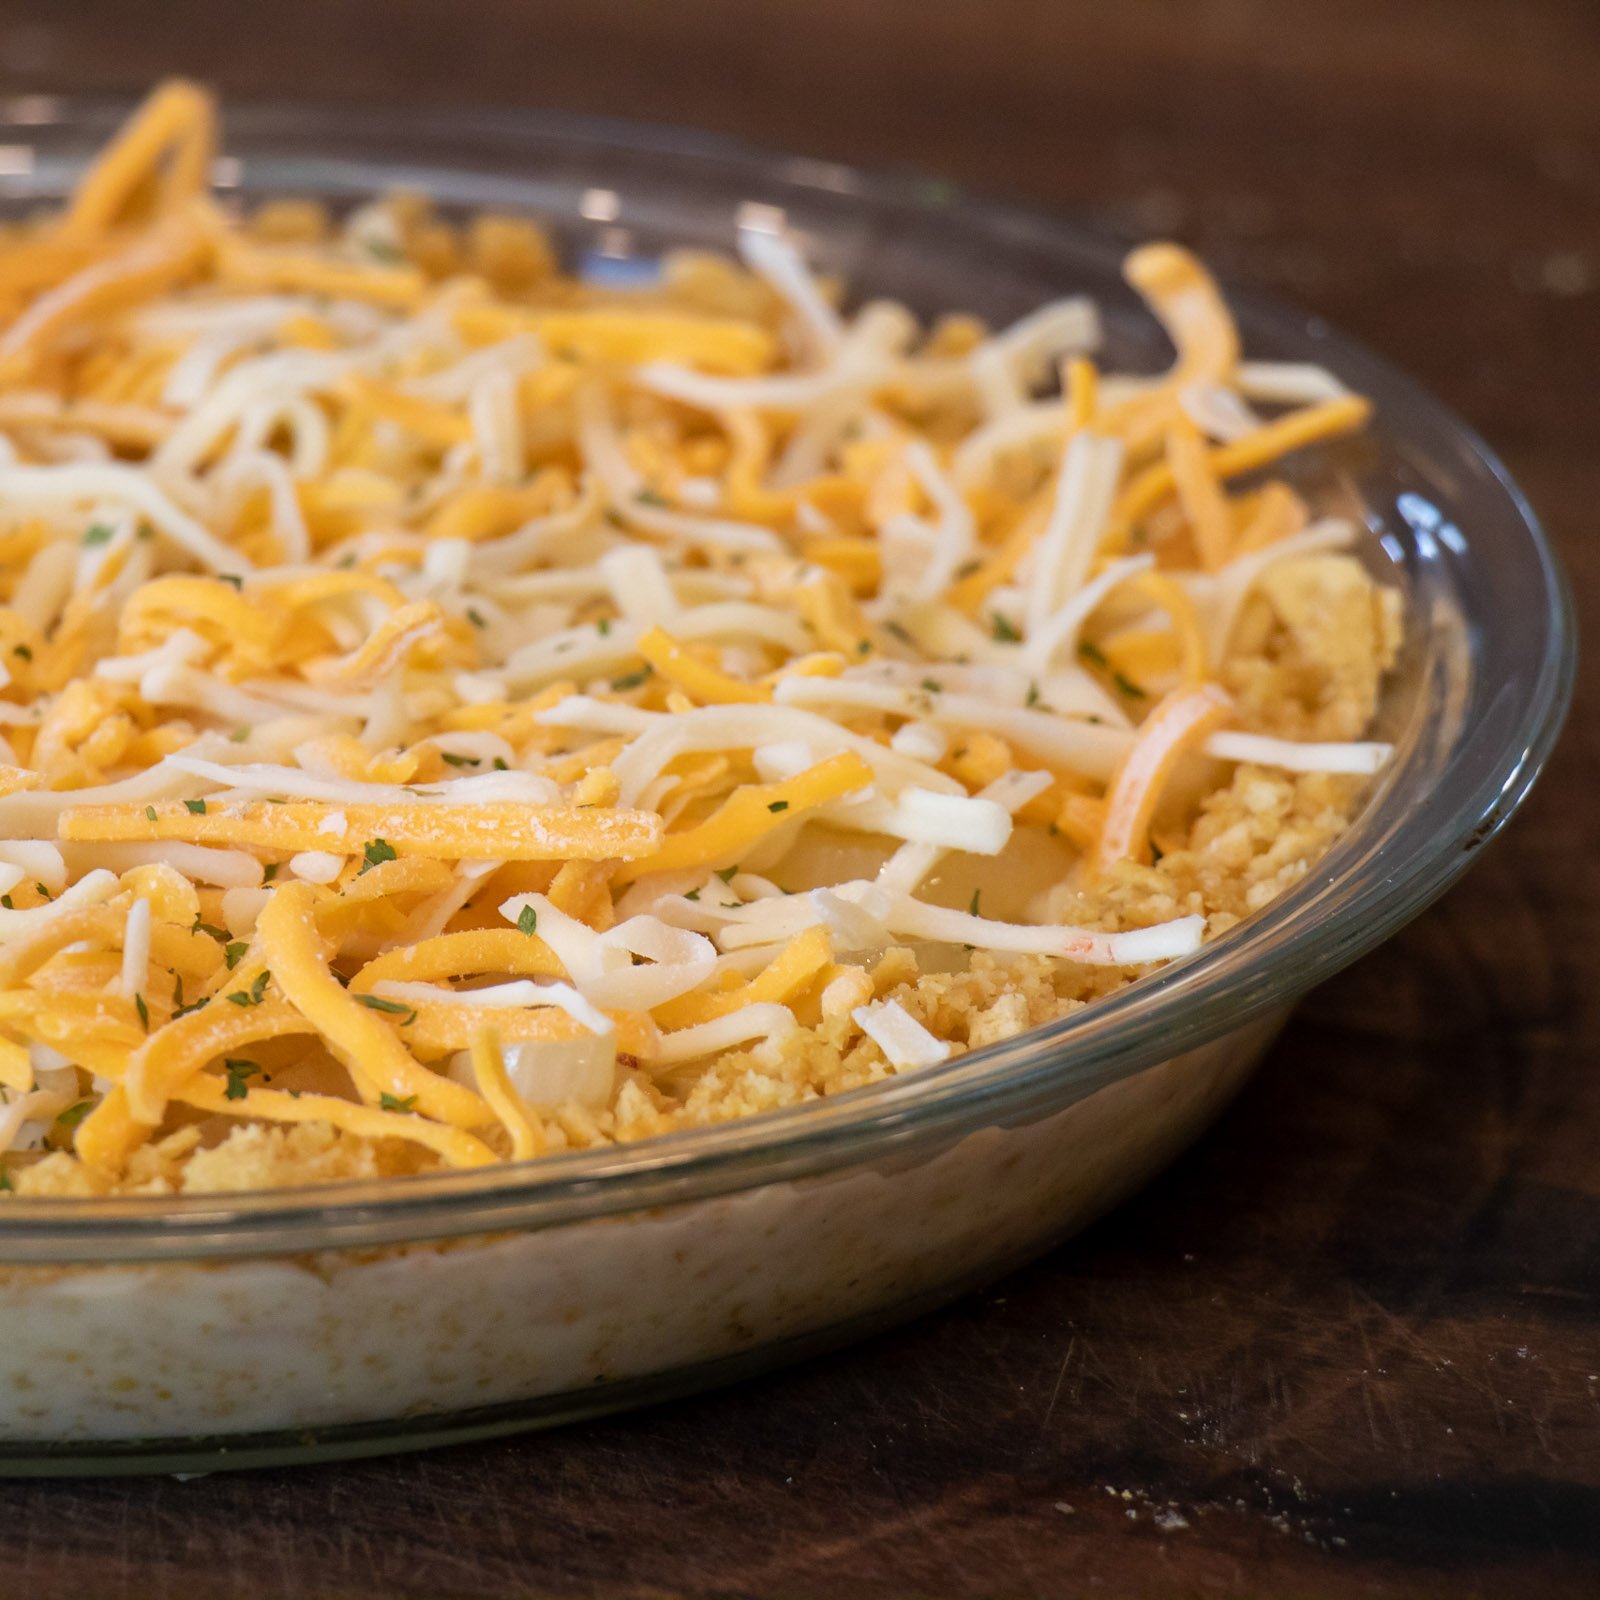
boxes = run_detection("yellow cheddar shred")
[635,626,770,705]
[469,1028,543,1160]
[59,801,663,862]
[614,753,872,883]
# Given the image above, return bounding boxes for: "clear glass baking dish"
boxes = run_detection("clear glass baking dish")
[0,96,1573,1474]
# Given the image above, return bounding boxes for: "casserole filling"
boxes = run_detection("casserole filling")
[0,85,1398,1194]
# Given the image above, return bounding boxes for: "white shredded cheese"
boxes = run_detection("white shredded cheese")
[852,998,952,1069]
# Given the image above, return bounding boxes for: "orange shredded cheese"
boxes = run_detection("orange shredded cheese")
[1092,684,1234,871]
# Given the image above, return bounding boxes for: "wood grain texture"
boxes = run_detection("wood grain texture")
[0,1,1597,1593]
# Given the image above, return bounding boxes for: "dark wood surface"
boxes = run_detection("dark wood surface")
[2,2,1598,1593]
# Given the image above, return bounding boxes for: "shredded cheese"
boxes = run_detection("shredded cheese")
[0,84,1400,1193]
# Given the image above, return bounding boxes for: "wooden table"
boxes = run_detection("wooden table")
[2,2,1597,1593]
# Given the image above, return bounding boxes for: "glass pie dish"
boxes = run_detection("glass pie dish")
[0,95,1573,1474]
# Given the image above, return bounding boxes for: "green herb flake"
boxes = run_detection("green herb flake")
[1025,681,1041,708]
[856,639,872,655]
[11,645,30,662]
[82,523,114,547]
[516,903,539,938]
[227,972,271,1008]
[492,757,509,771]
[0,1168,12,1192]
[635,487,670,509]
[714,865,739,884]
[360,838,398,874]
[218,574,244,591]
[183,798,208,815]
[262,862,280,882]
[990,612,1021,643]
[968,889,982,918]
[610,666,652,692]
[1078,640,1109,669]
[223,1059,260,1101]
[192,919,229,941]
[0,897,11,911]
[364,238,404,265]
[885,621,913,645]
[596,617,611,636]
[229,725,251,744]
[379,1092,418,1113]
[466,606,488,630]
[767,800,790,813]
[224,941,248,970]
[356,994,415,1021]
[920,679,942,694]
[34,884,49,901]
[1112,671,1147,700]
[144,805,158,823]
[55,1100,92,1129]
[684,889,701,903]
[134,992,149,1032]
[440,751,479,768]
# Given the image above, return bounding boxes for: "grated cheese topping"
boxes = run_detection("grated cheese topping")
[0,85,1402,1193]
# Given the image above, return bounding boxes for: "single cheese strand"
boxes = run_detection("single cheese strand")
[470,1027,542,1160]
[350,928,565,991]
[453,306,776,373]
[255,881,492,1127]
[1098,243,1239,452]
[175,1076,496,1169]
[214,236,426,308]
[613,751,872,884]
[58,801,663,862]
[71,1082,150,1175]
[1066,357,1099,431]
[852,998,951,1069]
[635,626,770,705]
[1093,684,1234,871]
[1166,415,1233,570]
[1125,244,1239,389]
[653,1003,797,1065]
[64,80,216,235]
